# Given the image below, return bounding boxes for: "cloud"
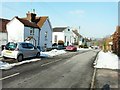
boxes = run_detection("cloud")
[69,10,85,15]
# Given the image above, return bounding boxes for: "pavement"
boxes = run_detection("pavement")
[94,56,119,89]
[95,69,118,89]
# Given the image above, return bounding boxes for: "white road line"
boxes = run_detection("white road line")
[54,59,62,62]
[41,61,54,67]
[41,59,62,67]
[0,73,20,81]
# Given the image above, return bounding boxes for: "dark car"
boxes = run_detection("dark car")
[57,45,64,50]
[66,45,77,51]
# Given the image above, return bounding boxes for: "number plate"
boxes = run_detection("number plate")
[6,51,12,53]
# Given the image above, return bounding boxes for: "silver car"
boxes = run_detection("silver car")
[1,42,40,62]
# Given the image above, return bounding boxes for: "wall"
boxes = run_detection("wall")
[113,26,120,57]
[7,18,24,42]
[0,33,7,50]
[52,32,64,44]
[24,27,39,46]
[64,28,74,46]
[40,19,52,48]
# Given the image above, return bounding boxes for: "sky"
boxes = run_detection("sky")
[0,1,118,38]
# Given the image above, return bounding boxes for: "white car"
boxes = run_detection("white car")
[1,42,40,62]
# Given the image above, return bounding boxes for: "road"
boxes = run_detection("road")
[2,50,99,88]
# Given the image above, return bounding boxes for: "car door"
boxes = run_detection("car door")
[27,43,37,57]
[20,43,31,58]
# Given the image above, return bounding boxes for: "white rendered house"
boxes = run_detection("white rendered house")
[52,27,74,46]
[6,11,52,49]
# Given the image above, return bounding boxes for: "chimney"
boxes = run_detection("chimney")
[26,10,36,22]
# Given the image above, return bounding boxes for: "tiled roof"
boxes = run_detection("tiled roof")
[15,17,39,28]
[53,27,67,32]
[22,16,48,28]
[36,16,48,28]
[0,18,10,33]
[72,30,82,37]
[84,38,91,42]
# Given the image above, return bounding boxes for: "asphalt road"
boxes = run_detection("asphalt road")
[1,50,99,89]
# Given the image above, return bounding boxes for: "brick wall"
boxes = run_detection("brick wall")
[113,26,120,57]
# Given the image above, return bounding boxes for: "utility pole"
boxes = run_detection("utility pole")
[78,26,80,46]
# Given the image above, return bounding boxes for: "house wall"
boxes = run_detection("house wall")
[40,19,52,48]
[52,27,74,46]
[24,27,39,46]
[79,37,83,45]
[7,18,24,42]
[52,32,64,44]
[0,33,7,50]
[64,28,74,46]
[113,26,120,56]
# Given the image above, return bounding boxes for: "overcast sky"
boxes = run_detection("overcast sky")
[0,1,118,38]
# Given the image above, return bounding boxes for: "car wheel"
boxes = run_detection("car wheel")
[17,54,23,62]
[36,52,40,58]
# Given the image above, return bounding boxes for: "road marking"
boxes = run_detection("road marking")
[41,59,62,67]
[54,59,62,62]
[0,73,20,81]
[41,61,54,67]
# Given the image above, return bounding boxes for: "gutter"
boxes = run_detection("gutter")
[90,50,100,90]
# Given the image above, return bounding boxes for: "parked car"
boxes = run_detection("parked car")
[1,42,40,62]
[52,43,58,49]
[66,45,77,51]
[57,45,64,50]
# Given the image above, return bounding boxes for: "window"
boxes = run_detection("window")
[45,31,48,41]
[70,36,71,43]
[28,43,34,49]
[21,43,28,49]
[30,28,34,35]
[65,36,67,42]
[5,42,17,50]
[54,35,57,42]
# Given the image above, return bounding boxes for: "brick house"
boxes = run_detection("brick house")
[113,26,120,57]
[0,18,10,50]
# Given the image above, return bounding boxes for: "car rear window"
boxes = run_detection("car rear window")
[5,42,17,50]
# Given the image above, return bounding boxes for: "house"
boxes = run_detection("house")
[113,26,120,56]
[7,11,52,49]
[72,29,83,45]
[52,27,74,46]
[0,18,10,50]
[84,38,92,47]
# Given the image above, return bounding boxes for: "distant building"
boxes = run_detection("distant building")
[72,29,83,45]
[6,11,52,49]
[52,27,74,46]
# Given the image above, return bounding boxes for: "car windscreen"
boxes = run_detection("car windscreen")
[5,42,17,50]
